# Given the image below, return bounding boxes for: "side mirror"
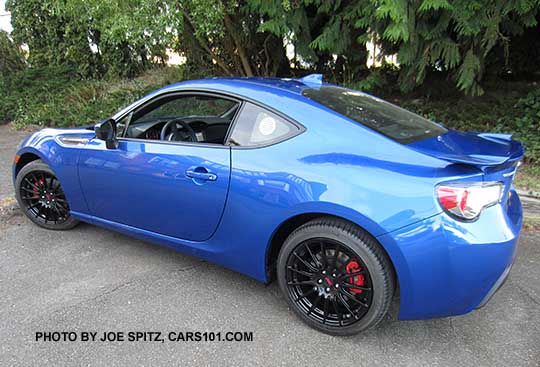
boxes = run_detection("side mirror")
[94,118,118,149]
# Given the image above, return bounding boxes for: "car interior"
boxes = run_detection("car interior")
[117,94,240,144]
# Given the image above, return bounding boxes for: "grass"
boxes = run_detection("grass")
[515,164,540,195]
[523,216,540,232]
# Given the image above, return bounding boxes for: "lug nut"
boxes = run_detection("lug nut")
[332,273,336,277]
[325,287,331,292]
[318,279,323,284]
[322,270,326,275]
[335,284,340,288]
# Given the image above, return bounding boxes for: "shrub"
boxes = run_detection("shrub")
[496,89,540,163]
[1,65,187,127]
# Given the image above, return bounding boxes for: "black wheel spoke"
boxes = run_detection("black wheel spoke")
[56,202,69,212]
[36,205,45,219]
[332,243,340,269]
[55,198,68,204]
[339,270,365,279]
[287,266,314,278]
[307,295,321,316]
[304,243,322,269]
[21,187,36,194]
[24,177,39,190]
[342,283,372,292]
[287,280,314,286]
[293,288,316,303]
[41,172,49,191]
[339,289,369,308]
[50,177,58,192]
[332,298,342,326]
[31,173,41,188]
[322,298,329,324]
[292,252,318,272]
[319,241,327,268]
[27,202,40,210]
[337,293,359,320]
[57,204,69,215]
[52,205,64,218]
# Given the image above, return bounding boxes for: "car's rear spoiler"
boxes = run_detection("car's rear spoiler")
[409,132,525,171]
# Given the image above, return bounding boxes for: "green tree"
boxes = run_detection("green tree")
[7,0,96,76]
[249,0,373,82]
[56,0,174,77]
[0,30,25,77]
[373,0,540,95]
[173,0,290,76]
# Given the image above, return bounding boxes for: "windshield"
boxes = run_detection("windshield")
[302,86,447,144]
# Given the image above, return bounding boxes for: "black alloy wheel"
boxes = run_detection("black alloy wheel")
[15,160,79,230]
[285,237,374,327]
[277,217,395,335]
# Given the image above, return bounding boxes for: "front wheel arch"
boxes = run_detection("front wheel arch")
[15,152,41,177]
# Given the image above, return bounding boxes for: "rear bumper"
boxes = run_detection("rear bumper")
[377,188,522,320]
[476,258,513,309]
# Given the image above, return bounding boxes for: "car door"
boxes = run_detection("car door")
[78,92,237,242]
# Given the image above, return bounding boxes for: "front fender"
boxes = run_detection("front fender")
[13,129,93,214]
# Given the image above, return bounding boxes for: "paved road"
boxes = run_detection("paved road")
[1,124,539,366]
[1,216,539,366]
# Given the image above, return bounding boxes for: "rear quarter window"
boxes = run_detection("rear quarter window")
[302,86,447,144]
[228,103,299,147]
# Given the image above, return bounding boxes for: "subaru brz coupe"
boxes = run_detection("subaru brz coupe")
[13,74,523,335]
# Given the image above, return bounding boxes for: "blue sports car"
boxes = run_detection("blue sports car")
[13,75,523,335]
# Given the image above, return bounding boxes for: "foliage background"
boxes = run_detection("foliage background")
[0,0,539,163]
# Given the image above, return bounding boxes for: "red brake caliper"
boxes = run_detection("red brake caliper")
[345,260,365,294]
[32,179,44,198]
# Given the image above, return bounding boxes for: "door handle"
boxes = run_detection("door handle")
[185,168,217,181]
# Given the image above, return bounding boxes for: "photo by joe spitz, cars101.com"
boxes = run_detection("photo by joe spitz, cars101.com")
[13,74,524,335]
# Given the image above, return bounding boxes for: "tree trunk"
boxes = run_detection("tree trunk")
[223,11,254,76]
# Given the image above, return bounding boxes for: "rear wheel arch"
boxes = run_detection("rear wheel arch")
[265,212,398,289]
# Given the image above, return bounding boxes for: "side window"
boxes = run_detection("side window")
[228,103,299,147]
[116,113,130,137]
[123,94,239,144]
[132,96,236,124]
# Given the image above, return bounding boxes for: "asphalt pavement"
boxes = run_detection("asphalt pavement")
[1,124,539,366]
[0,125,28,201]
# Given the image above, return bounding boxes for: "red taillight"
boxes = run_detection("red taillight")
[436,183,502,220]
[437,186,460,210]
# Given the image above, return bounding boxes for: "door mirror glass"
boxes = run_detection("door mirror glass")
[94,118,118,149]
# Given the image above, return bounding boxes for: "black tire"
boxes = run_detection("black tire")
[15,159,79,230]
[277,217,395,335]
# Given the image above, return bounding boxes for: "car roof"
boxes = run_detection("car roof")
[158,75,328,99]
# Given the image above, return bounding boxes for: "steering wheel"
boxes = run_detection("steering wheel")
[160,118,198,142]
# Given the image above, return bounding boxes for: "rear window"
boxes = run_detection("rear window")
[302,86,447,144]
